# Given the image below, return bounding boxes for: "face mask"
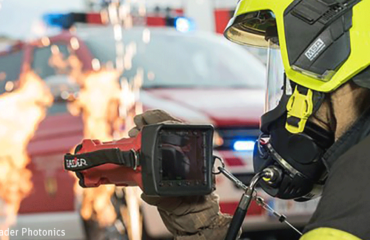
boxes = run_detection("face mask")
[253,45,334,201]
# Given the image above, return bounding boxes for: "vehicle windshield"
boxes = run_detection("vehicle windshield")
[78,27,265,89]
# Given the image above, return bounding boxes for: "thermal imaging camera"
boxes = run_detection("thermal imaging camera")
[64,124,215,196]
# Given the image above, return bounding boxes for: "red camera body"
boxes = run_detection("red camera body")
[69,133,143,188]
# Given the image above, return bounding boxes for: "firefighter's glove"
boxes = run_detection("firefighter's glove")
[129,109,234,240]
[128,109,182,137]
[142,193,233,240]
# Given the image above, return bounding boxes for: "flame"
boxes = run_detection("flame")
[68,67,144,240]
[69,69,122,140]
[44,43,132,232]
[68,69,122,227]
[0,71,53,238]
[66,59,145,238]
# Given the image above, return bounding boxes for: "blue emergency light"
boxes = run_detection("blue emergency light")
[174,17,194,33]
[43,11,194,31]
[233,140,255,151]
[43,12,97,29]
[43,13,75,29]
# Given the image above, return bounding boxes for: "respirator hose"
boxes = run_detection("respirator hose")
[224,169,274,240]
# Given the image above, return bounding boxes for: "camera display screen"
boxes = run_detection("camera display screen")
[159,130,205,182]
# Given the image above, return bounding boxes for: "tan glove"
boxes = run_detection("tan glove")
[128,109,182,137]
[129,109,234,240]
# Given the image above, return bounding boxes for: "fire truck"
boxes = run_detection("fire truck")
[0,6,318,240]
[86,0,235,34]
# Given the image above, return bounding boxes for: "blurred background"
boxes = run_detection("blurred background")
[0,0,317,239]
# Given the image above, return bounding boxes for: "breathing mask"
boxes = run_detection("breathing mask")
[253,43,334,201]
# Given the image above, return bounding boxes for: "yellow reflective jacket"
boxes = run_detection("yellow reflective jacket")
[301,228,362,240]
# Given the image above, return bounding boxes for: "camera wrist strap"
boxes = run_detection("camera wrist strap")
[64,148,138,171]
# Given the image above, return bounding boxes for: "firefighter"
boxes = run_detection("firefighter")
[129,0,370,239]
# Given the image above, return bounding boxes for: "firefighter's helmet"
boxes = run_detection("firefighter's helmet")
[224,0,370,93]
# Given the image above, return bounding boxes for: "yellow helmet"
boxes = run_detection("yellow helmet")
[224,0,370,93]
[224,0,370,201]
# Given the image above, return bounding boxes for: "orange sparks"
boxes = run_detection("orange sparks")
[68,66,144,239]
[68,69,122,227]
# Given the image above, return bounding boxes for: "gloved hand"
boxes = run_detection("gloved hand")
[128,109,182,137]
[129,109,234,240]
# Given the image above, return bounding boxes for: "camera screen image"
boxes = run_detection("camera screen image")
[159,130,206,182]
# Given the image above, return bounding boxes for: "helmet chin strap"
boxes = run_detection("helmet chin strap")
[286,82,329,130]
[286,85,315,133]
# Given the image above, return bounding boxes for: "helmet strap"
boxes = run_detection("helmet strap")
[285,84,325,133]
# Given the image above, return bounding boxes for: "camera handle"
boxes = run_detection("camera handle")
[213,156,303,240]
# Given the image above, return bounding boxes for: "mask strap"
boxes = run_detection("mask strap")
[286,86,314,133]
[285,85,325,134]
